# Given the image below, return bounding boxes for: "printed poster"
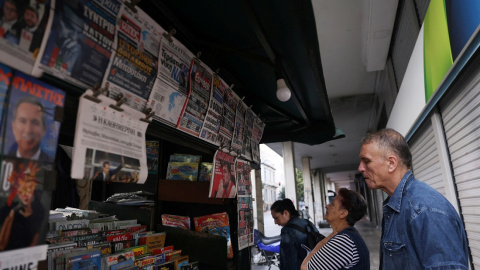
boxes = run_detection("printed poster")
[209,150,236,198]
[177,59,212,136]
[236,160,252,197]
[147,33,193,127]
[242,108,254,160]
[231,101,245,152]
[0,69,65,252]
[217,87,239,150]
[237,197,254,250]
[198,75,225,145]
[71,89,150,184]
[0,0,54,75]
[103,5,162,111]
[39,0,121,88]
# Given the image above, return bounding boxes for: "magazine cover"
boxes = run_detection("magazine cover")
[166,162,198,181]
[198,162,212,182]
[198,74,225,145]
[102,5,163,111]
[217,87,239,150]
[0,69,65,252]
[0,245,48,270]
[237,197,254,250]
[209,150,236,198]
[0,63,12,144]
[0,0,54,75]
[147,31,193,127]
[0,69,65,164]
[161,214,190,230]
[177,59,213,136]
[236,160,252,196]
[193,212,233,258]
[39,0,122,88]
[70,89,150,185]
[146,140,159,174]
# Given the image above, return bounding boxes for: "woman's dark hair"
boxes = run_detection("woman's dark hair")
[338,188,367,226]
[270,198,300,217]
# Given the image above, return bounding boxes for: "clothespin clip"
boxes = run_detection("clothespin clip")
[214,69,220,76]
[193,52,202,63]
[125,0,140,13]
[109,93,127,112]
[140,107,154,123]
[163,29,176,43]
[248,105,253,109]
[84,84,104,103]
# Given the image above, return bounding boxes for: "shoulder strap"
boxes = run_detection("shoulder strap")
[285,222,307,234]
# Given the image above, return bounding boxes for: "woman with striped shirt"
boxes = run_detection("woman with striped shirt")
[301,188,370,270]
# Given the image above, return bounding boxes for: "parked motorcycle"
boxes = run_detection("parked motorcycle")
[252,229,281,269]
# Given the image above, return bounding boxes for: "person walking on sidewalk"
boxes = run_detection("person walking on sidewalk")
[358,128,469,269]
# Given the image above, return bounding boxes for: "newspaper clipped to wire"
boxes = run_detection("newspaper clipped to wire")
[71,89,150,184]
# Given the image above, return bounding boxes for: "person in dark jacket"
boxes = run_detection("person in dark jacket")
[301,188,369,270]
[271,198,319,270]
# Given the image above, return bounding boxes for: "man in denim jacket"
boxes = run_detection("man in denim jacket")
[358,129,469,270]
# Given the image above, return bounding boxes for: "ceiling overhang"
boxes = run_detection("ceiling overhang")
[141,0,339,145]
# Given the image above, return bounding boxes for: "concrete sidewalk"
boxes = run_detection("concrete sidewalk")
[251,212,381,270]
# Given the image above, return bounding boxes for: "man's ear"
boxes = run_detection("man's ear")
[387,156,398,172]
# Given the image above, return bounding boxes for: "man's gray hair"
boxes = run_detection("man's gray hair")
[361,128,412,169]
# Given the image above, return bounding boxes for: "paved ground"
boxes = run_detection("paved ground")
[251,212,381,270]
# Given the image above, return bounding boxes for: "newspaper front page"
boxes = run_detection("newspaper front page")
[71,90,149,184]
[147,34,193,127]
[198,75,226,145]
[177,59,213,137]
[102,5,162,112]
[209,150,236,198]
[39,0,121,88]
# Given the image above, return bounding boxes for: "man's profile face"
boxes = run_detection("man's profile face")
[24,9,39,28]
[3,1,18,23]
[358,142,390,191]
[103,163,110,174]
[12,102,46,158]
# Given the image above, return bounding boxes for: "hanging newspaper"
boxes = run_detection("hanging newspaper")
[0,0,54,75]
[209,150,236,198]
[198,74,225,145]
[39,0,121,88]
[242,107,254,160]
[251,139,260,164]
[218,87,239,149]
[0,69,65,252]
[231,100,246,153]
[147,32,193,127]
[177,59,213,136]
[237,196,254,250]
[71,90,149,184]
[102,5,162,112]
[252,115,265,143]
[236,160,252,197]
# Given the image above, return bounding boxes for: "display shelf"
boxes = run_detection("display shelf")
[158,179,228,205]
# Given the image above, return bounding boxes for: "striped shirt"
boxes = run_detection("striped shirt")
[307,233,359,270]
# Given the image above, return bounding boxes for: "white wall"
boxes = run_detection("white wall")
[387,26,426,136]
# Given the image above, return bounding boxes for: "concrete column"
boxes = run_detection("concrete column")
[312,170,323,223]
[253,168,265,234]
[282,141,297,205]
[302,157,314,223]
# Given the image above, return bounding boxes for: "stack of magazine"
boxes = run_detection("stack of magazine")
[46,208,198,269]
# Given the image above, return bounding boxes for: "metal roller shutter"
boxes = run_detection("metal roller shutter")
[440,68,480,269]
[409,119,445,196]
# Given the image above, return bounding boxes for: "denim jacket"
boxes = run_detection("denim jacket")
[380,171,469,270]
[280,217,317,270]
